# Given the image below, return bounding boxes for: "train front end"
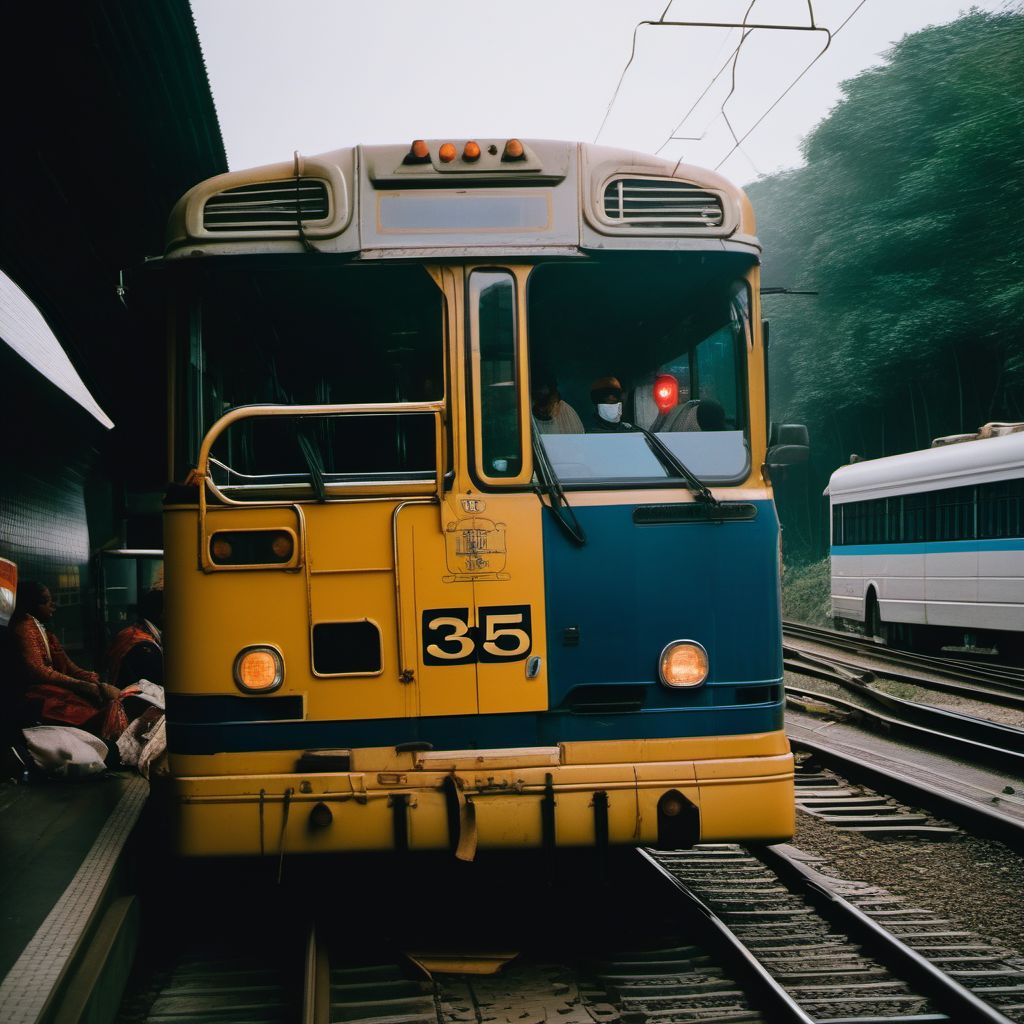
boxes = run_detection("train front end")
[160,140,795,856]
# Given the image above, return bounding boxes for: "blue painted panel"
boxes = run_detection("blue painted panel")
[833,539,1024,556]
[541,501,782,707]
[167,702,784,755]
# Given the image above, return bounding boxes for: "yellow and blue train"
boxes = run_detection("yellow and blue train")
[159,139,801,857]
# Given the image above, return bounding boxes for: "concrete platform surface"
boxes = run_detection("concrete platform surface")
[0,773,147,1022]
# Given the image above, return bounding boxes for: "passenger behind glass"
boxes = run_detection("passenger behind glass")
[587,376,635,433]
[531,373,584,434]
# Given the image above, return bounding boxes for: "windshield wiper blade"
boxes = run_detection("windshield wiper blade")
[531,421,586,546]
[636,426,720,508]
[295,428,328,501]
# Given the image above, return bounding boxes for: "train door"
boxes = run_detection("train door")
[463,265,548,715]
[393,265,549,721]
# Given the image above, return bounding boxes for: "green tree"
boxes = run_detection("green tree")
[749,10,1024,557]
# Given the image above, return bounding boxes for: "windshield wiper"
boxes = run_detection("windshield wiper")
[636,426,720,509]
[531,420,586,546]
[295,427,328,501]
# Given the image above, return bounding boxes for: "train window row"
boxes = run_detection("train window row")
[833,477,1024,545]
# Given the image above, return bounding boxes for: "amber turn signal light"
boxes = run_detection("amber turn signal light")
[404,139,431,165]
[463,141,481,162]
[211,537,233,561]
[234,646,284,694]
[210,530,295,566]
[502,138,525,161]
[438,142,457,163]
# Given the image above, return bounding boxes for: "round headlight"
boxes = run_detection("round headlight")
[234,645,284,693]
[659,640,708,688]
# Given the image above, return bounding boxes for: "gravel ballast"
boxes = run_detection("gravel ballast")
[793,806,1024,955]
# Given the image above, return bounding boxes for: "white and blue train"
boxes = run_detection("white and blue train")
[829,426,1024,655]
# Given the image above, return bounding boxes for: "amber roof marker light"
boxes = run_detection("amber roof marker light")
[502,138,526,161]
[439,142,457,163]
[403,139,431,165]
[463,140,481,162]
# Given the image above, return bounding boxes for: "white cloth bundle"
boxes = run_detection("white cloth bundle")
[22,725,108,777]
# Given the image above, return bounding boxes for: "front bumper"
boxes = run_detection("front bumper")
[169,731,794,856]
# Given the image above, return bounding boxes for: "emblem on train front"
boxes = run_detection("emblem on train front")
[444,516,509,581]
[461,498,486,513]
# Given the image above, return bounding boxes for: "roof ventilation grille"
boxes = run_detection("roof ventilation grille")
[603,178,724,229]
[203,179,329,232]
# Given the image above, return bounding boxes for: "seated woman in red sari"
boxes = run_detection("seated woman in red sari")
[12,581,126,740]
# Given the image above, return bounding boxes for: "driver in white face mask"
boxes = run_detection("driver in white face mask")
[587,376,635,433]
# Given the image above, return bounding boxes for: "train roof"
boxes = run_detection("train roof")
[163,140,759,260]
[828,430,1024,503]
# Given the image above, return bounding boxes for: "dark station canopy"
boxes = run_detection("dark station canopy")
[0,0,227,489]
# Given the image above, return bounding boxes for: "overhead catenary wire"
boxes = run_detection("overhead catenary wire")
[680,0,759,176]
[713,0,868,172]
[656,2,756,155]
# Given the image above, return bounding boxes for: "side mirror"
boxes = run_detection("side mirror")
[766,423,809,469]
[768,422,808,447]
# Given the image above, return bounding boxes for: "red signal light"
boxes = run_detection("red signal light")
[439,142,457,163]
[463,140,481,162]
[654,373,678,412]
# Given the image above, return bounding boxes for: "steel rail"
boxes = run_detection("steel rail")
[784,648,1024,754]
[303,922,330,1024]
[784,679,1024,773]
[784,620,1024,689]
[789,734,1024,854]
[634,849,816,1023]
[784,619,1024,680]
[759,844,1018,1024]
[785,635,1024,710]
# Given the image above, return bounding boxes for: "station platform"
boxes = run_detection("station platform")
[0,773,148,1024]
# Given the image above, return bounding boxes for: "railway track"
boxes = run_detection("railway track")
[119,832,1024,1024]
[641,845,1024,1023]
[783,625,1024,773]
[789,745,1024,851]
[786,683,1024,780]
[784,641,1024,715]
[784,620,1024,693]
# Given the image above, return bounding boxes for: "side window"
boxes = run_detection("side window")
[469,270,522,480]
[695,322,742,428]
[904,493,926,543]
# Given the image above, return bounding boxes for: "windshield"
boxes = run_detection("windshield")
[175,261,444,490]
[528,254,752,486]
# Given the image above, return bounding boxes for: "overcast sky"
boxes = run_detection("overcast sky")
[193,0,1016,185]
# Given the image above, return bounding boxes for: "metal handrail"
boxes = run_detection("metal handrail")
[194,401,447,507]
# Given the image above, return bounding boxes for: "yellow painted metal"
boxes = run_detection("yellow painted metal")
[405,953,519,976]
[560,730,790,764]
[415,747,561,770]
[167,731,793,856]
[745,263,771,487]
[163,254,789,855]
[165,262,550,766]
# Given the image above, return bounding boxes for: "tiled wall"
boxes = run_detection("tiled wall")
[0,344,107,659]
[0,463,92,652]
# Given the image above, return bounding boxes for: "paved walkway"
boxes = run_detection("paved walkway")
[0,774,147,1022]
